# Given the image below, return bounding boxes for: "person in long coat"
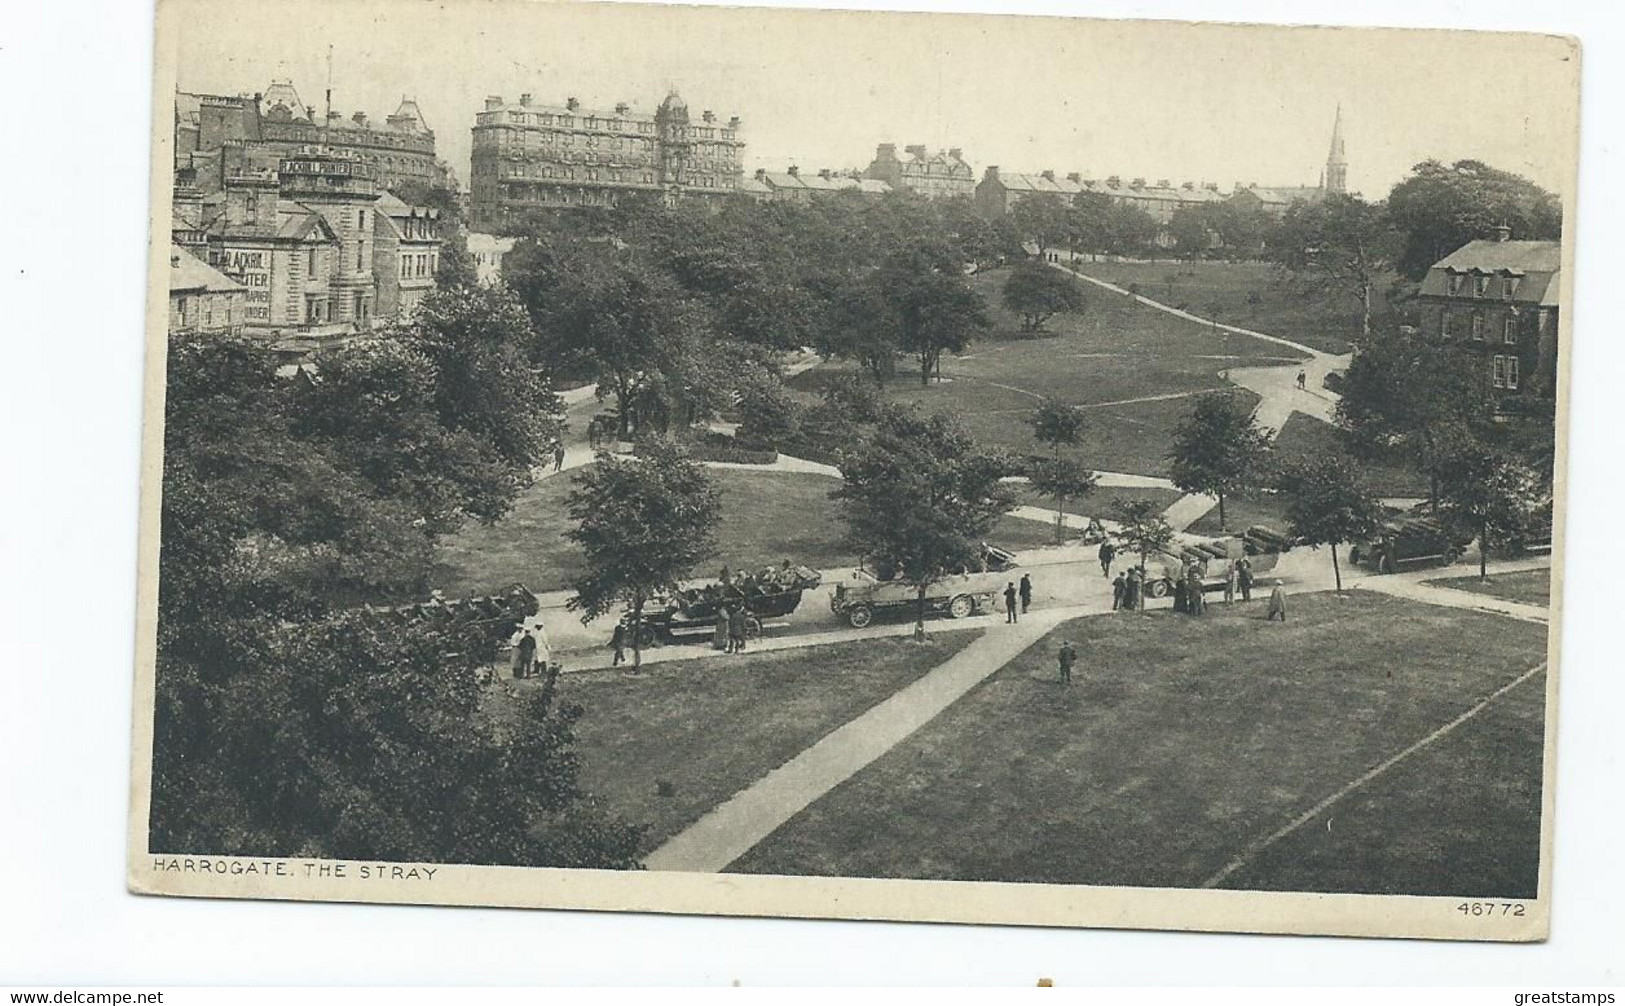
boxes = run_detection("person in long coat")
[728,604,750,652]
[1123,568,1140,610]
[1003,582,1019,623]
[1237,557,1254,602]
[1224,562,1238,604]
[713,608,730,651]
[1172,573,1189,614]
[1187,570,1207,616]
[513,628,537,679]
[1018,573,1034,613]
[1267,580,1288,621]
[609,621,628,667]
[1098,540,1116,576]
[1111,572,1127,611]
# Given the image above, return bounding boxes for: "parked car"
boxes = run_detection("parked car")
[1349,509,1472,572]
[631,564,823,645]
[829,545,1016,628]
[1136,526,1289,597]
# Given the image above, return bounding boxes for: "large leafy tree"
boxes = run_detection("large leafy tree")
[1167,392,1274,532]
[1275,456,1386,593]
[1437,442,1549,579]
[1001,263,1088,333]
[835,406,1017,641]
[565,442,721,668]
[889,260,992,386]
[1271,193,1397,337]
[1386,159,1563,281]
[1335,326,1495,505]
[1110,499,1176,611]
[1008,192,1071,257]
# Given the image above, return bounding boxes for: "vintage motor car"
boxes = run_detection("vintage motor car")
[829,545,1017,628]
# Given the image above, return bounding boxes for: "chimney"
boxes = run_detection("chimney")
[1181,181,1194,190]
[351,111,368,127]
[1066,172,1081,182]
[566,97,580,111]
[1156,178,1170,188]
[1106,175,1120,188]
[948,147,963,160]
[1041,169,1055,181]
[327,110,343,124]
[1131,177,1145,189]
[519,93,532,107]
[615,102,629,114]
[1495,223,1512,242]
[905,144,926,158]
[755,168,766,180]
[985,165,1001,180]
[728,116,740,129]
[1204,182,1219,191]
[787,165,799,177]
[702,110,715,123]
[819,168,832,179]
[485,95,503,110]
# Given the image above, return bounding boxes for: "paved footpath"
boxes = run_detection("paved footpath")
[1352,556,1552,624]
[643,607,1075,873]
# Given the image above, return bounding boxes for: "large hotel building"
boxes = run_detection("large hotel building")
[468,90,744,228]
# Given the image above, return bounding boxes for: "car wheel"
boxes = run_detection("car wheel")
[634,625,658,648]
[948,594,975,619]
[846,605,874,629]
[1147,579,1170,598]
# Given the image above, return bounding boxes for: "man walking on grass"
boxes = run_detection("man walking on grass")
[1267,580,1288,621]
[1057,640,1076,685]
[1004,582,1019,623]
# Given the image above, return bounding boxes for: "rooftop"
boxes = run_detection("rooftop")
[169,246,246,295]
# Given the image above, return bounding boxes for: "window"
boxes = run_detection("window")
[1492,355,1506,388]
[357,241,365,271]
[1504,315,1518,344]
[1470,313,1485,340]
[1447,271,1463,296]
[358,209,366,229]
[1507,356,1520,390]
[1474,274,1489,297]
[1440,311,1453,338]
[308,246,317,275]
[1503,275,1518,300]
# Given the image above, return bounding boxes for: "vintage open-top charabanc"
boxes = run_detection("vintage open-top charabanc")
[628,563,824,645]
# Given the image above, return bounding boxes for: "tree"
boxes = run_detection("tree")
[1335,326,1495,506]
[1110,499,1175,611]
[1028,399,1097,542]
[1271,193,1397,337]
[1168,204,1216,263]
[1166,392,1274,532]
[1437,442,1548,579]
[1008,192,1071,257]
[1386,159,1563,281]
[884,256,991,386]
[1275,456,1386,593]
[565,442,721,668]
[835,406,1018,641]
[1001,263,1088,333]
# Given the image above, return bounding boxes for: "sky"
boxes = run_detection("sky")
[165,0,1580,199]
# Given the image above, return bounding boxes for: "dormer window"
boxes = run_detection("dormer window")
[1473,274,1489,298]
[1503,275,1519,300]
[1447,271,1464,296]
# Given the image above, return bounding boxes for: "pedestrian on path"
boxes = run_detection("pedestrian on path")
[532,620,552,672]
[1098,540,1117,576]
[713,608,729,651]
[1019,574,1033,613]
[1173,573,1189,614]
[1224,562,1238,604]
[513,628,536,679]
[1238,557,1254,602]
[1004,582,1019,623]
[1123,568,1140,610]
[1267,580,1288,621]
[552,439,566,473]
[1296,369,1307,390]
[609,622,627,667]
[1057,640,1076,685]
[728,604,749,652]
[1111,572,1127,610]
[1188,570,1207,616]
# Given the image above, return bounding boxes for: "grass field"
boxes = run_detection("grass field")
[1184,490,1290,537]
[1071,258,1396,356]
[1014,483,1186,523]
[730,592,1548,898]
[554,631,977,853]
[788,266,1297,470]
[1426,569,1551,607]
[432,466,1066,596]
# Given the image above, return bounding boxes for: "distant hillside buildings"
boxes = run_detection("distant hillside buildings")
[468,90,745,227]
[863,144,975,200]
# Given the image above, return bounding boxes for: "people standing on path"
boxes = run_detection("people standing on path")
[608,621,627,667]
[1123,568,1140,610]
[513,627,537,679]
[728,604,749,652]
[1098,540,1117,576]
[1267,580,1289,621]
[1019,574,1033,613]
[1238,557,1254,602]
[552,439,566,473]
[1057,640,1076,685]
[1224,562,1238,604]
[1004,582,1019,623]
[532,620,552,673]
[1111,572,1127,611]
[1187,570,1207,616]
[713,608,730,651]
[1296,369,1307,390]
[1172,573,1189,614]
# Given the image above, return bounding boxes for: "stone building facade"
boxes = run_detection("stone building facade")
[468,90,745,228]
[168,245,248,335]
[175,80,447,196]
[1415,234,1561,403]
[372,192,442,320]
[863,144,974,200]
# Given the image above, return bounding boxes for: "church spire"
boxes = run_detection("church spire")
[1325,104,1348,194]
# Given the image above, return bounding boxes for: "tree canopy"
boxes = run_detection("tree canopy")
[1002,263,1088,332]
[1275,455,1386,592]
[1167,392,1274,532]
[1386,159,1562,281]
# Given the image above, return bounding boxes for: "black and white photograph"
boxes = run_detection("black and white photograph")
[126,0,1576,941]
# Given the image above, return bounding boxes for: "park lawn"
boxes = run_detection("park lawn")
[730,591,1548,899]
[1425,569,1551,608]
[1185,489,1291,537]
[432,466,1070,596]
[1072,258,1394,356]
[1014,483,1186,522]
[1273,413,1432,498]
[556,630,979,853]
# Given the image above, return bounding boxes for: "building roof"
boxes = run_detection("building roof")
[374,191,439,219]
[738,175,772,195]
[168,245,247,295]
[1420,239,1561,305]
[1235,185,1326,206]
[760,171,808,190]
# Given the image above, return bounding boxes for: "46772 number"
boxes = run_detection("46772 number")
[1457,902,1526,917]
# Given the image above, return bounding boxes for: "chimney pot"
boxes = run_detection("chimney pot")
[566,97,580,111]
[728,115,740,128]
[485,95,503,110]
[1066,172,1081,182]
[948,147,963,160]
[1041,169,1055,180]
[519,93,532,106]
[615,102,629,114]
[787,165,799,176]
[1495,223,1512,242]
